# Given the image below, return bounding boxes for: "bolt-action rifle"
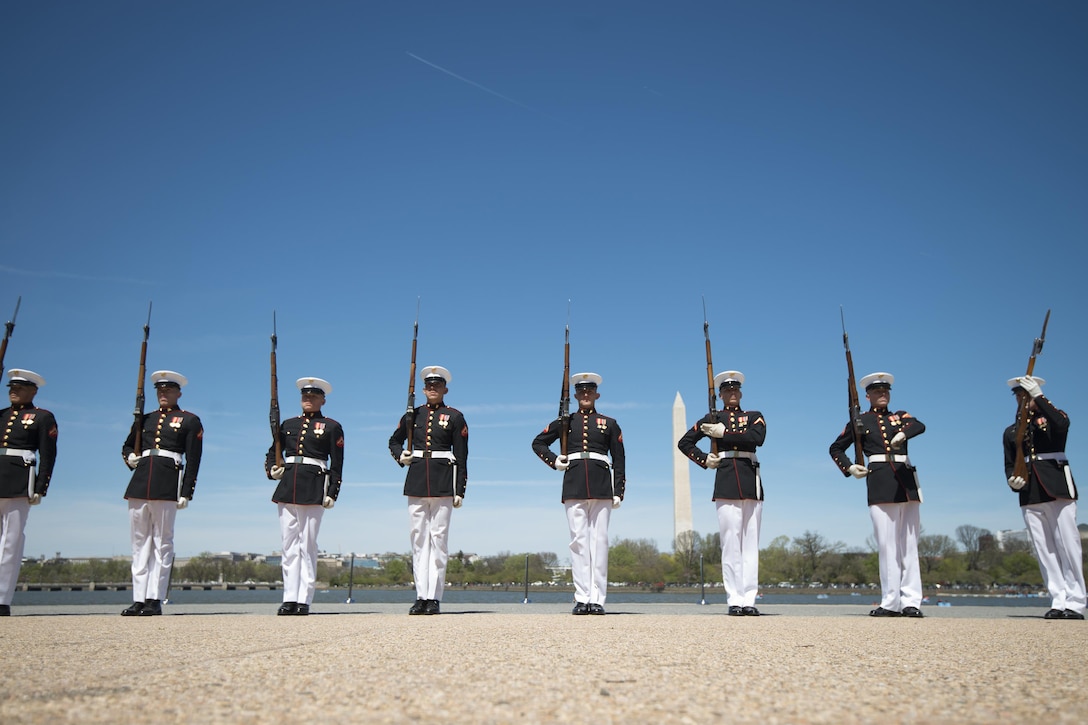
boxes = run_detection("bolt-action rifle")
[132,302,153,454]
[0,296,21,380]
[702,297,718,455]
[269,312,283,468]
[1012,310,1051,482]
[558,302,571,456]
[840,307,864,466]
[405,299,420,454]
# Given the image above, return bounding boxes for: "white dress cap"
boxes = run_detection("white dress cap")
[1007,375,1045,390]
[421,366,451,384]
[571,372,603,388]
[6,369,45,387]
[296,377,332,395]
[714,370,745,388]
[860,371,894,390]
[151,370,188,388]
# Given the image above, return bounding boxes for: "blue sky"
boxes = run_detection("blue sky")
[3,1,1086,562]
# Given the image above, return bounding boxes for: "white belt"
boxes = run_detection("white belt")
[568,452,611,464]
[0,448,36,464]
[141,449,183,464]
[718,451,758,462]
[869,454,910,464]
[411,450,456,460]
[285,455,328,470]
[1028,452,1067,462]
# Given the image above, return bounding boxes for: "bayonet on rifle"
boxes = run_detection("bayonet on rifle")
[0,296,21,380]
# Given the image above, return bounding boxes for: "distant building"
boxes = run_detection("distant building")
[993,529,1031,550]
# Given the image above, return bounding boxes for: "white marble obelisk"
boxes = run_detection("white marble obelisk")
[672,392,694,543]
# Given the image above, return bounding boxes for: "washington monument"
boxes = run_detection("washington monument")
[672,392,694,542]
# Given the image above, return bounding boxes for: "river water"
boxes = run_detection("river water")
[12,587,1047,608]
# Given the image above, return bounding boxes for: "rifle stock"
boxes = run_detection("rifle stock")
[840,307,864,466]
[0,296,21,380]
[702,298,718,455]
[270,312,283,467]
[405,299,420,454]
[133,302,152,454]
[1012,310,1051,482]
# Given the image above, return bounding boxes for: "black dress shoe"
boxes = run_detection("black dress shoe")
[742,606,760,616]
[294,604,310,616]
[869,607,901,617]
[1044,608,1065,619]
[901,606,924,618]
[422,599,440,615]
[121,601,145,616]
[587,604,605,615]
[409,599,427,615]
[727,605,745,616]
[277,602,298,616]
[572,602,589,615]
[138,599,162,616]
[1063,609,1085,620]
[0,604,10,616]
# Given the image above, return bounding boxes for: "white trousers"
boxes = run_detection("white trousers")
[1023,499,1087,613]
[565,499,611,606]
[716,499,762,607]
[0,498,31,606]
[278,503,325,605]
[128,499,177,602]
[869,502,922,611]
[408,497,452,601]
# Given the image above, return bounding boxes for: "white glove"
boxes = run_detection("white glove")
[398,450,414,465]
[700,422,726,438]
[322,496,335,509]
[554,455,570,471]
[889,432,906,450]
[453,495,463,508]
[848,464,868,479]
[28,493,42,506]
[705,452,722,469]
[176,497,189,510]
[1017,376,1043,399]
[1008,475,1026,491]
[612,496,622,509]
[269,465,285,480]
[126,452,140,470]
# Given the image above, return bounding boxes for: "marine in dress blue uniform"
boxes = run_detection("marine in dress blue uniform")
[829,372,926,618]
[0,370,58,616]
[532,372,626,615]
[120,370,203,616]
[266,377,344,616]
[1004,375,1085,620]
[389,366,468,615]
[678,371,766,615]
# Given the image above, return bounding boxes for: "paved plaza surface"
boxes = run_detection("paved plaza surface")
[2,603,1086,723]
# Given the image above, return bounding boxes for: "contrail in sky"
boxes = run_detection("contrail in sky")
[406,52,538,113]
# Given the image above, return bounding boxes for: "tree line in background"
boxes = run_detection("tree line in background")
[19,524,1081,590]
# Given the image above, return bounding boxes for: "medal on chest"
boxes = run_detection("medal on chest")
[21,412,36,428]
[314,421,326,437]
[439,414,450,428]
[595,417,607,432]
[169,416,183,430]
